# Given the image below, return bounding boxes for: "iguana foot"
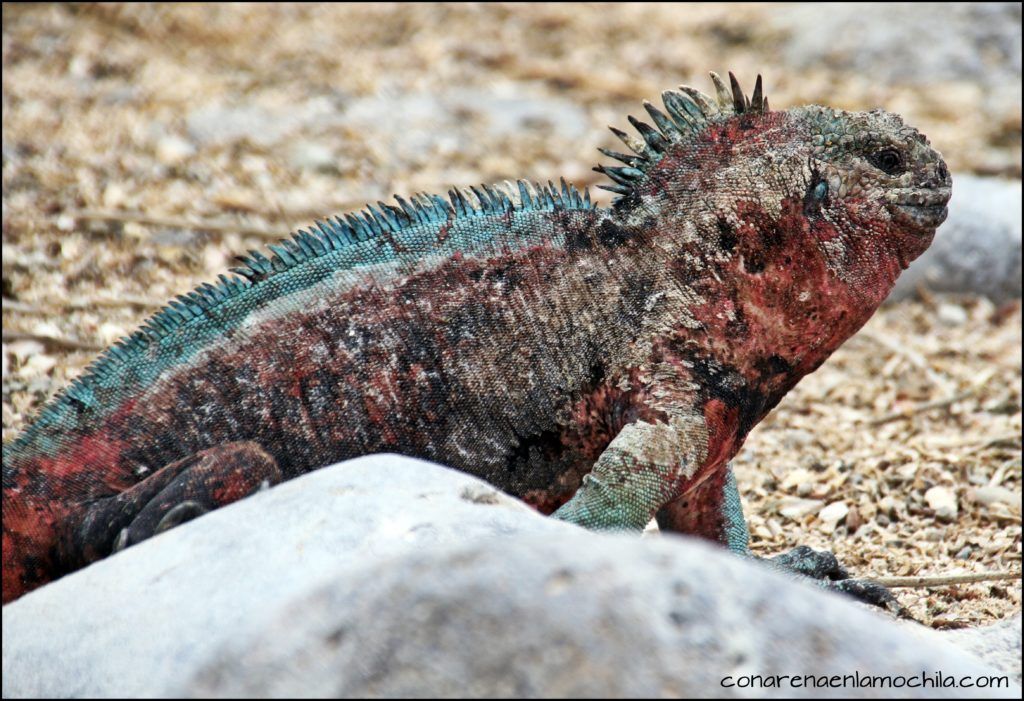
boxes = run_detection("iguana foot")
[116,443,280,549]
[768,545,905,617]
[114,500,208,552]
[71,441,282,563]
[826,578,903,615]
[769,544,849,580]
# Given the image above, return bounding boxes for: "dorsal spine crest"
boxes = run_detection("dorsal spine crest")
[10,178,595,450]
[596,72,769,203]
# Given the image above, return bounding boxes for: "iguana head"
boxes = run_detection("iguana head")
[597,72,951,307]
[795,104,952,274]
[597,73,952,382]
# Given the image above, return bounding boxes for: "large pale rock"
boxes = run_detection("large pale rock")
[941,615,1023,684]
[895,613,1023,686]
[773,3,1021,85]
[185,95,342,147]
[183,535,1017,699]
[4,455,1018,699]
[340,86,590,168]
[1,455,570,698]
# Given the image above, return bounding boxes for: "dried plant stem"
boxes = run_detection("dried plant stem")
[3,296,164,313]
[869,388,979,426]
[1,331,103,352]
[872,571,1021,588]
[68,209,284,239]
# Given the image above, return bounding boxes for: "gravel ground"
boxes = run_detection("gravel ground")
[2,4,1020,626]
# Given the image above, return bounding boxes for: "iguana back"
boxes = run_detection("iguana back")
[4,182,616,491]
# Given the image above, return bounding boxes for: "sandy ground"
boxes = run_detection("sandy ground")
[2,4,1020,626]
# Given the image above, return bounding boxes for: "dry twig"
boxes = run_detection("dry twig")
[871,571,1021,588]
[1,331,103,352]
[3,296,165,313]
[869,388,979,426]
[67,209,284,240]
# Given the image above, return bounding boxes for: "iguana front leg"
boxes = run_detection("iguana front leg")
[552,413,709,531]
[655,465,751,553]
[657,463,903,614]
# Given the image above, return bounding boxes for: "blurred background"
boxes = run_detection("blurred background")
[2,3,1020,625]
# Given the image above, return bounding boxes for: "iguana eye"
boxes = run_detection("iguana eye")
[869,148,904,175]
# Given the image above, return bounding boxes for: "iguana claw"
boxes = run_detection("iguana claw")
[827,577,907,618]
[154,501,209,535]
[112,528,130,554]
[768,545,909,618]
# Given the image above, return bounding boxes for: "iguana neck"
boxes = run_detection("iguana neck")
[605,185,896,428]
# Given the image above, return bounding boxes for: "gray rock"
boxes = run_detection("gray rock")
[342,86,590,165]
[183,84,588,169]
[287,140,339,173]
[184,534,1017,699]
[186,96,340,147]
[4,455,1017,699]
[1,455,570,698]
[941,615,1023,684]
[890,176,1022,301]
[773,3,1022,85]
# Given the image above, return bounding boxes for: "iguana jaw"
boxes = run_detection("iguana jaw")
[885,183,951,269]
[890,190,951,231]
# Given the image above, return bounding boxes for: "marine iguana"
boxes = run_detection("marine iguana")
[2,73,951,605]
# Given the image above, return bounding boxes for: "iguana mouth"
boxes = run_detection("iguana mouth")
[890,188,951,231]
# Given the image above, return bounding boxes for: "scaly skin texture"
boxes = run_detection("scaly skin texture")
[2,73,950,605]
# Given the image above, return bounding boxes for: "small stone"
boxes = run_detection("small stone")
[156,135,196,165]
[845,504,863,533]
[26,375,54,396]
[896,463,918,480]
[210,189,260,213]
[937,303,969,326]
[68,55,94,79]
[287,141,337,173]
[102,183,127,209]
[781,467,814,490]
[97,322,127,346]
[878,496,897,517]
[777,496,824,520]
[23,353,56,375]
[31,321,63,340]
[968,486,1019,507]
[818,501,849,531]
[925,486,958,522]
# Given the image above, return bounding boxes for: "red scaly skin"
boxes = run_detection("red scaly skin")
[3,74,950,604]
